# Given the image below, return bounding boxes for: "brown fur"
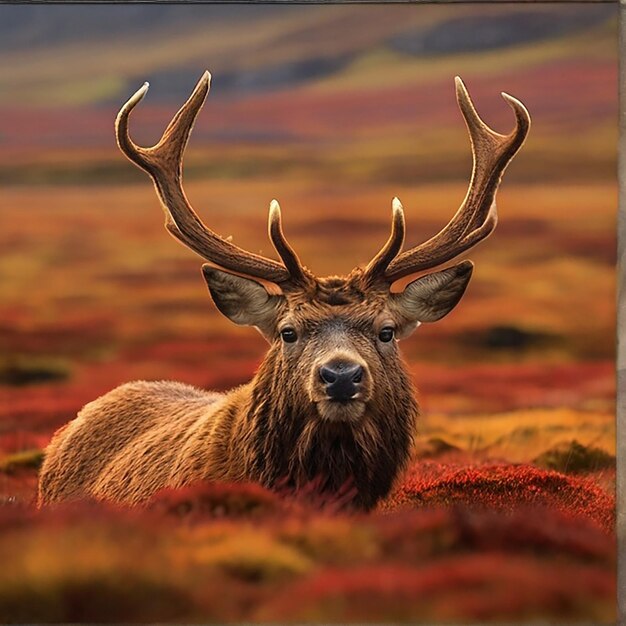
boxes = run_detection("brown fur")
[38,271,421,510]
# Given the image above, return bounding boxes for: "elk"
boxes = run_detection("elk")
[38,71,530,510]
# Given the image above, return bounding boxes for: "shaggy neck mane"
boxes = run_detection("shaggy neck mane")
[246,345,418,510]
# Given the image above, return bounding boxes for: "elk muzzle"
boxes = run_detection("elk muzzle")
[319,360,364,401]
[310,352,372,423]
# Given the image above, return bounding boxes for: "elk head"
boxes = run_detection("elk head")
[115,70,529,438]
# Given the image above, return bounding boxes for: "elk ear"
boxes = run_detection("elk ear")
[391,260,473,332]
[202,265,284,338]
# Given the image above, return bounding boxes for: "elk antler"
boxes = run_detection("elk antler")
[115,71,310,287]
[363,77,530,286]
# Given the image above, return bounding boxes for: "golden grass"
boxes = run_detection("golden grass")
[1,180,613,352]
[417,408,615,462]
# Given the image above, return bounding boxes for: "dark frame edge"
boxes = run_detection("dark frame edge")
[618,1,624,624]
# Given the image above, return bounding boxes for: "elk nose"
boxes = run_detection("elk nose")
[319,361,364,401]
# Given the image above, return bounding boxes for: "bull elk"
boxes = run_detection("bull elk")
[38,71,530,510]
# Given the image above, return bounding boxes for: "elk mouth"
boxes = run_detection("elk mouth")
[316,398,366,423]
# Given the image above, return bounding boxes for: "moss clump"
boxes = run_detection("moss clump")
[0,449,44,474]
[193,531,313,582]
[415,437,462,459]
[533,440,615,474]
[0,356,70,386]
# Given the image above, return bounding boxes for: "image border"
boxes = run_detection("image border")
[617,0,624,622]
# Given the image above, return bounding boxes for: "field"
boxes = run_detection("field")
[0,4,618,623]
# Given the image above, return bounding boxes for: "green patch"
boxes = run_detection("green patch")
[0,449,44,474]
[533,440,615,474]
[0,356,70,386]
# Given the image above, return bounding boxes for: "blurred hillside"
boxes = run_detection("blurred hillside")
[0,4,615,104]
[0,4,617,187]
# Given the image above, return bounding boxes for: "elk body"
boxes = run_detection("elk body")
[38,72,529,510]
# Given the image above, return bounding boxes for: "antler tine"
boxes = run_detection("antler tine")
[383,77,530,283]
[362,197,406,286]
[268,200,310,286]
[115,72,292,285]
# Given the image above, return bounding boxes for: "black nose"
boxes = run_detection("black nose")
[319,361,364,401]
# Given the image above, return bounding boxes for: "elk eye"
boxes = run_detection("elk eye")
[378,327,395,343]
[280,328,298,343]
